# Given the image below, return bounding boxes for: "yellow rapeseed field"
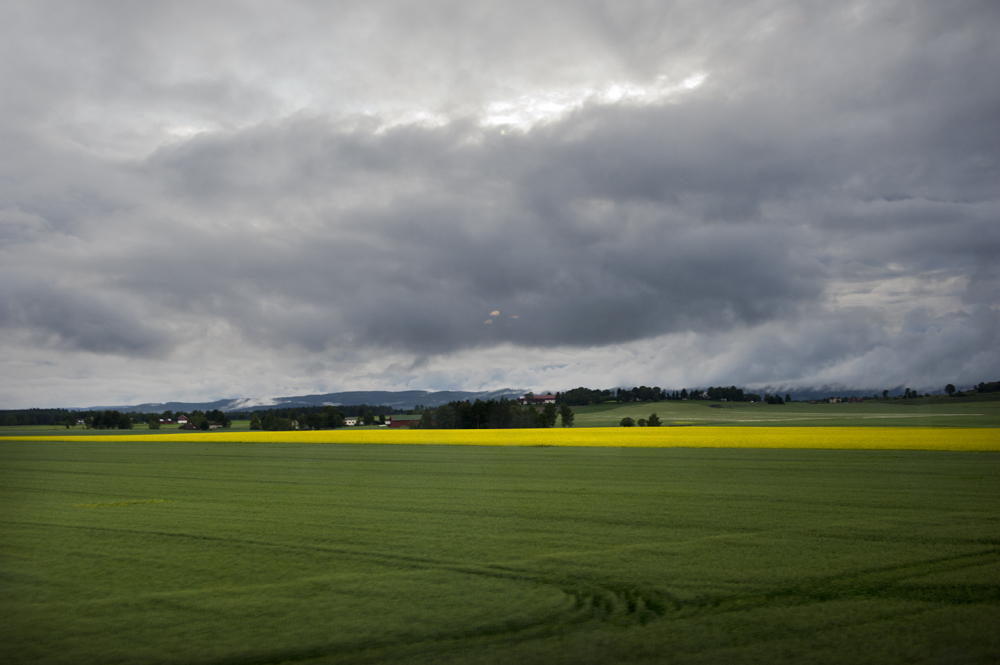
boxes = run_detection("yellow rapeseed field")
[4,427,999,451]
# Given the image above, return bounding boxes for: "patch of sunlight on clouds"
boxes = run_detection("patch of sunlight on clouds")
[828,271,969,328]
[373,109,452,133]
[165,124,210,139]
[481,73,707,130]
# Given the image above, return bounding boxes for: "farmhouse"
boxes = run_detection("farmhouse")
[344,417,358,426]
[176,415,189,424]
[388,416,421,428]
[518,393,557,406]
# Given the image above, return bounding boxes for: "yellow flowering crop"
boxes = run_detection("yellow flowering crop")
[4,427,998,451]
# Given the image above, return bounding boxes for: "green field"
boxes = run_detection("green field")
[2,441,998,663]
[572,393,1000,428]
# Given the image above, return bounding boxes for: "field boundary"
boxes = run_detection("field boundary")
[2,427,999,450]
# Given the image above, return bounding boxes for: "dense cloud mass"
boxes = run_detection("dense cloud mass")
[1,1,998,407]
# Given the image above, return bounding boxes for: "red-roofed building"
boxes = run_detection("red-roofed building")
[519,393,557,406]
[388,416,420,428]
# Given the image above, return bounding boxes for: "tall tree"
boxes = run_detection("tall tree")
[559,404,574,427]
[541,403,557,428]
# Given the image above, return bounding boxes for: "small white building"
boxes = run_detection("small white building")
[344,417,358,426]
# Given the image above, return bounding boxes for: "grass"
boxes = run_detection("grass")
[1,440,998,664]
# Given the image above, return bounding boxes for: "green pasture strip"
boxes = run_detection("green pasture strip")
[1,441,997,664]
[571,396,1000,428]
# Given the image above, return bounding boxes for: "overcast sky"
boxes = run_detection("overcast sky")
[2,1,998,408]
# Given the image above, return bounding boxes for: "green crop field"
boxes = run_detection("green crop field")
[1,440,998,664]
[572,393,1000,428]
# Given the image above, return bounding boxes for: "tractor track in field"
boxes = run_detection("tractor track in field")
[132,548,1000,665]
[7,519,997,617]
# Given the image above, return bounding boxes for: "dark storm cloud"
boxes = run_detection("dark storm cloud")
[0,277,170,356]
[1,0,998,406]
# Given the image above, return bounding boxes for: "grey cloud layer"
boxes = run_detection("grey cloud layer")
[1,0,998,405]
[121,110,828,354]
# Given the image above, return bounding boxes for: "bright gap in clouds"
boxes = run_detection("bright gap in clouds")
[480,74,707,130]
[366,73,709,134]
[144,72,711,148]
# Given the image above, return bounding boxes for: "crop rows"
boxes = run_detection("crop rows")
[1,441,998,663]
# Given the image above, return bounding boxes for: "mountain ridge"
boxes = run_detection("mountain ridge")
[80,389,527,413]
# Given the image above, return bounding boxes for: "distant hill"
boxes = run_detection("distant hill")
[81,389,526,413]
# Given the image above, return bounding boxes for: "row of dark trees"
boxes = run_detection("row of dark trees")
[945,382,999,396]
[620,413,662,427]
[556,386,767,405]
[416,398,575,429]
[0,408,78,427]
[247,404,401,419]
[88,410,134,429]
[555,386,678,405]
[244,404,406,430]
[249,406,348,431]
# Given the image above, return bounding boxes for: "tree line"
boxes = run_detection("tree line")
[249,406,347,431]
[413,398,575,429]
[556,385,764,405]
[245,403,416,431]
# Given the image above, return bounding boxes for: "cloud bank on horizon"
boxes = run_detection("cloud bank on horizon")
[1,1,998,408]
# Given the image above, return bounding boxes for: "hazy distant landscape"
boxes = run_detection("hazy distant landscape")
[4,390,1000,435]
